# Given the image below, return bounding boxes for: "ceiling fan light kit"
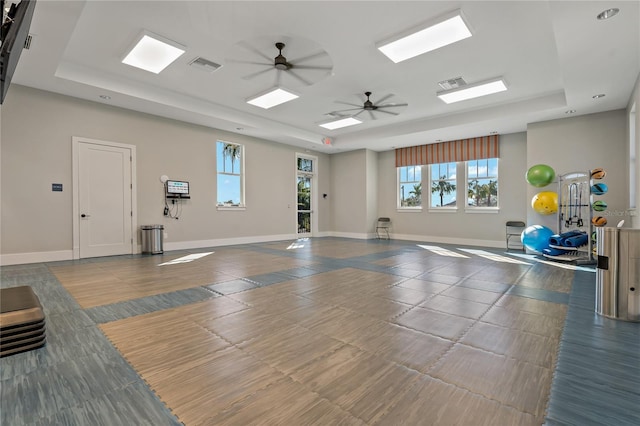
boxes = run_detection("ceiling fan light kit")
[376,9,472,63]
[246,87,299,109]
[437,78,507,104]
[122,30,186,74]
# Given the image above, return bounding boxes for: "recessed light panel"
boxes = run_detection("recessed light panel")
[122,31,186,74]
[246,87,299,109]
[319,117,363,130]
[377,10,472,63]
[437,78,507,104]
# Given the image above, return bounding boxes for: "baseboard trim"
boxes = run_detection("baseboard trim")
[0,250,74,266]
[389,233,506,248]
[0,234,506,266]
[163,233,299,252]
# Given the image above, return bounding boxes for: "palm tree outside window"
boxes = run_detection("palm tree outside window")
[467,158,499,207]
[398,166,422,207]
[430,162,457,207]
[216,141,244,207]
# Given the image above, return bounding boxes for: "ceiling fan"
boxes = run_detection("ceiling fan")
[328,92,408,120]
[230,40,333,86]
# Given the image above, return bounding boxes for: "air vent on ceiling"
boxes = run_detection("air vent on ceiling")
[438,77,466,90]
[188,57,222,73]
[24,34,32,50]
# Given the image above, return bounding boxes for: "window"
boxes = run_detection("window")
[216,141,244,207]
[467,158,498,208]
[398,166,422,208]
[430,162,457,208]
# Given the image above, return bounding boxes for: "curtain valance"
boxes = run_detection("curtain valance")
[395,135,499,167]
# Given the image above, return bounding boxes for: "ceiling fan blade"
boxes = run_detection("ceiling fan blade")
[378,103,408,108]
[227,59,272,66]
[353,109,366,118]
[293,65,333,71]
[287,70,313,86]
[237,40,272,62]
[368,110,377,120]
[331,107,364,113]
[374,94,394,104]
[375,109,400,116]
[293,50,329,64]
[334,101,363,108]
[242,67,274,80]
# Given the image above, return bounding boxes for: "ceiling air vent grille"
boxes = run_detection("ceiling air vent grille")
[188,57,222,73]
[24,34,33,50]
[438,77,466,90]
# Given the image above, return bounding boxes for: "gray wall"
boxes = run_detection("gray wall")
[330,149,367,236]
[1,85,332,260]
[0,83,635,263]
[527,110,627,232]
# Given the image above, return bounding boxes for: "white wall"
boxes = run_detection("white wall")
[376,133,528,247]
[527,110,627,232]
[0,85,332,263]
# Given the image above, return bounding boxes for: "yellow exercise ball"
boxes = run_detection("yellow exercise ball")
[531,191,558,215]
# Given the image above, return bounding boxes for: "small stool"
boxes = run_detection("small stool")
[1,286,46,357]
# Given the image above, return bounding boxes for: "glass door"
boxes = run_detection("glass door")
[296,156,314,236]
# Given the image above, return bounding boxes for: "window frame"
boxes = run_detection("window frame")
[216,140,246,210]
[397,165,423,211]
[428,162,458,212]
[465,157,499,213]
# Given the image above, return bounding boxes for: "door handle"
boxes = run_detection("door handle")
[81,214,90,218]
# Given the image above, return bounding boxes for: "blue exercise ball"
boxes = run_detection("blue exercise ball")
[591,183,608,195]
[521,225,554,253]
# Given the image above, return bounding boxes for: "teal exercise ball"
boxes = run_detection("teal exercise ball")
[526,164,555,187]
[591,183,608,195]
[521,225,553,253]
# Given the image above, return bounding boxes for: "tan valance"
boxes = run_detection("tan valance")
[395,134,499,167]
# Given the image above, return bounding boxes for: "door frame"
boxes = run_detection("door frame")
[295,152,318,237]
[72,136,137,259]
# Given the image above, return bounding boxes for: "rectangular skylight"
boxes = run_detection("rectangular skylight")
[122,31,186,74]
[319,117,363,130]
[377,10,472,63]
[437,78,507,104]
[246,87,299,109]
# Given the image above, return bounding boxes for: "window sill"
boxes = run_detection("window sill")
[428,208,458,213]
[397,207,422,213]
[217,206,246,211]
[465,207,500,214]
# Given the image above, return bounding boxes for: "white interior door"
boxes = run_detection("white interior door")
[76,140,133,258]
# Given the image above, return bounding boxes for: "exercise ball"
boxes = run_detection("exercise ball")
[526,164,555,187]
[591,183,608,195]
[592,200,607,212]
[591,168,606,180]
[592,216,608,227]
[531,191,558,215]
[521,225,554,253]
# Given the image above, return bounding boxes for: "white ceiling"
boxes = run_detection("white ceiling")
[10,0,640,153]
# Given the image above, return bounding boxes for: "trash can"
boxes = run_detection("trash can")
[595,227,640,321]
[141,225,164,254]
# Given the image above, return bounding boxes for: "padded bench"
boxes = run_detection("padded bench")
[0,286,46,357]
